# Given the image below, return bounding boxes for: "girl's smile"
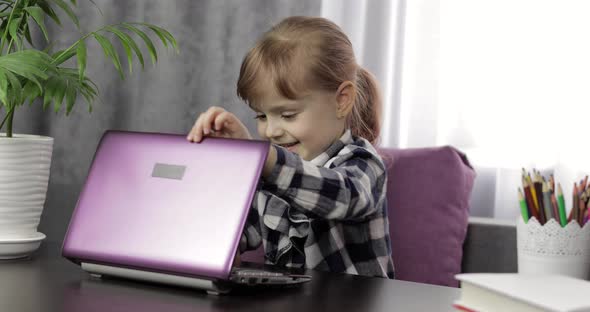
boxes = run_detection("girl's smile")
[277,141,300,153]
[253,87,346,161]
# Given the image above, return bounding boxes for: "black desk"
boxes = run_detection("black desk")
[0,242,460,312]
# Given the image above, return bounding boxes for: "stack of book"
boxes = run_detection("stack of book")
[454,273,590,312]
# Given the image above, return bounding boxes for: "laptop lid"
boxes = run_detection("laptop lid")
[62,131,269,281]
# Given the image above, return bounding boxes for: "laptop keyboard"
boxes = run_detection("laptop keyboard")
[228,267,311,286]
[231,268,285,277]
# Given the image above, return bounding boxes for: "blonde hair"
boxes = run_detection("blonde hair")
[237,16,382,144]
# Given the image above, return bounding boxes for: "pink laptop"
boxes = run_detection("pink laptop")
[62,131,310,294]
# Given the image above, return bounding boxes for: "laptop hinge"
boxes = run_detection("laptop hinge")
[81,262,230,294]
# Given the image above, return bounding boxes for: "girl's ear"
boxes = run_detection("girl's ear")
[335,81,355,119]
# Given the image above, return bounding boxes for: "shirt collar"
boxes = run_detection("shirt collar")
[309,129,353,166]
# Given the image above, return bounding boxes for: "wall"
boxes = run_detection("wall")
[12,0,320,243]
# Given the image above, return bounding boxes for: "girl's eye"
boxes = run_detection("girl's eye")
[255,114,266,120]
[282,113,297,120]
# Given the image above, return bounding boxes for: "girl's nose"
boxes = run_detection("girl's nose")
[265,120,284,138]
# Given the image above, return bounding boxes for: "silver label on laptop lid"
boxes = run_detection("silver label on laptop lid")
[152,163,186,180]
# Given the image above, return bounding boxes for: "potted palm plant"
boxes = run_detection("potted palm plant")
[0,0,178,258]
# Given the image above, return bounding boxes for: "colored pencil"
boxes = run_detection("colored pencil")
[528,174,539,213]
[535,176,546,224]
[581,192,588,223]
[573,183,580,225]
[542,182,553,221]
[550,193,560,225]
[518,188,529,222]
[523,179,540,221]
[557,184,567,227]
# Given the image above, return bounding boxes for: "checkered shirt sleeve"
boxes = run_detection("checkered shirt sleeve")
[240,131,394,278]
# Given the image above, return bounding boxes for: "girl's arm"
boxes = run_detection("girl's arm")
[262,144,277,177]
[261,145,387,221]
[239,192,264,252]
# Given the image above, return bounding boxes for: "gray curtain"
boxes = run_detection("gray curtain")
[12,0,320,243]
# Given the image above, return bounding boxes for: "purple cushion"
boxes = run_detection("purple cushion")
[381,146,474,287]
[242,146,475,288]
[240,243,265,263]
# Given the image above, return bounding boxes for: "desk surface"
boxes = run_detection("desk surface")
[0,242,460,312]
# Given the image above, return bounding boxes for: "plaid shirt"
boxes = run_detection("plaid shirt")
[240,130,395,279]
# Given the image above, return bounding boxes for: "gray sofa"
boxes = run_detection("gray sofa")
[462,217,517,274]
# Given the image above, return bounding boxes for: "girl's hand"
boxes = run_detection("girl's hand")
[187,106,252,142]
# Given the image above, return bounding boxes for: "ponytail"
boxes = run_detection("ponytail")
[349,67,382,145]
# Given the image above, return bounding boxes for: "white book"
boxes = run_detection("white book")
[454,273,590,312]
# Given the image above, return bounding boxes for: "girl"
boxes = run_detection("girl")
[187,16,394,279]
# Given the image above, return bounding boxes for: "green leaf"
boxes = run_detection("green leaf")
[24,7,49,42]
[122,23,157,65]
[32,67,93,115]
[105,26,139,73]
[114,27,144,69]
[38,2,62,26]
[0,69,8,106]
[78,85,94,111]
[23,21,33,46]
[0,50,53,90]
[49,0,79,29]
[93,33,124,79]
[135,22,179,53]
[76,40,85,81]
[8,16,23,51]
[65,80,76,114]
[56,68,97,113]
[143,24,167,48]
[23,80,42,105]
[43,76,57,110]
[52,77,67,112]
[158,28,179,54]
[82,79,98,97]
[52,47,76,65]
[4,70,22,106]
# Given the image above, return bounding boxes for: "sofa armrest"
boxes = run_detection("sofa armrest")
[461,217,517,273]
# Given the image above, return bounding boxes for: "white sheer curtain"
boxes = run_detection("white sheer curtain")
[322,0,590,220]
[321,0,405,147]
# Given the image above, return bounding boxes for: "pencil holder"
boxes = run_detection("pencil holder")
[517,217,590,280]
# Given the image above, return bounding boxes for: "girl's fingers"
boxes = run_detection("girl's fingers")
[187,107,228,142]
[216,112,252,140]
[202,107,225,136]
[189,114,205,142]
[187,120,197,141]
[188,106,252,142]
[201,114,212,136]
[214,111,234,132]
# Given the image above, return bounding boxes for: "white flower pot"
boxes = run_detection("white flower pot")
[0,133,53,238]
[517,217,590,280]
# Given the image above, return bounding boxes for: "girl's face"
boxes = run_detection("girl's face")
[253,87,346,161]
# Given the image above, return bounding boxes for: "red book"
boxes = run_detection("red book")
[453,303,478,312]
